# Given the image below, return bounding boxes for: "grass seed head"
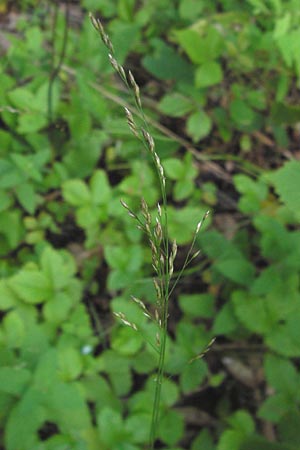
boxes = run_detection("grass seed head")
[128,70,142,108]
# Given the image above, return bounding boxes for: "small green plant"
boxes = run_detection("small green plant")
[90,14,209,448]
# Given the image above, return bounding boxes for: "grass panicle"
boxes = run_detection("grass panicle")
[90,13,210,449]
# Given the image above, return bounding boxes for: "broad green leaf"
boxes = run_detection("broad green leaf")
[98,350,132,396]
[192,429,214,450]
[179,0,205,20]
[215,258,255,285]
[267,160,300,215]
[125,413,150,444]
[33,348,58,391]
[40,247,75,291]
[176,27,223,64]
[111,327,143,356]
[278,410,300,446]
[58,347,83,381]
[217,430,245,450]
[0,280,18,310]
[258,393,291,422]
[186,110,212,142]
[0,190,13,212]
[15,182,37,214]
[174,178,194,200]
[168,205,209,244]
[142,38,193,82]
[163,158,185,180]
[18,112,48,134]
[240,435,291,450]
[180,359,207,393]
[195,61,223,88]
[62,179,91,206]
[0,366,31,395]
[232,291,272,334]
[7,87,34,110]
[9,270,52,304]
[228,410,255,434]
[2,311,26,348]
[158,93,194,117]
[43,292,73,324]
[264,354,299,396]
[213,303,239,335]
[5,387,46,450]
[45,381,91,432]
[82,375,121,412]
[230,100,255,127]
[146,376,179,408]
[0,210,24,249]
[90,169,111,205]
[97,407,130,447]
[179,293,215,318]
[158,410,184,446]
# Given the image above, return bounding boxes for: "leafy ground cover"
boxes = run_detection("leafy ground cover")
[1,0,300,449]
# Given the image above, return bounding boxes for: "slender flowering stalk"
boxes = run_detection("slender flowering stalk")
[90,14,211,449]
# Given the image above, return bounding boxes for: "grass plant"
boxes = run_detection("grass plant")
[90,14,208,449]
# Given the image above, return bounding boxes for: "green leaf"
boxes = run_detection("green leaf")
[111,327,143,356]
[228,410,255,435]
[40,246,75,291]
[146,376,180,408]
[0,210,24,249]
[8,87,34,110]
[0,366,31,395]
[2,311,26,348]
[15,182,37,214]
[90,169,111,205]
[230,99,255,127]
[174,178,194,200]
[217,430,246,450]
[179,293,215,318]
[5,387,46,450]
[158,410,184,446]
[163,158,185,180]
[18,112,48,134]
[195,61,223,88]
[264,354,299,395]
[0,190,13,212]
[125,413,150,444]
[192,429,214,450]
[215,258,255,285]
[45,381,91,432]
[176,27,223,64]
[99,350,132,396]
[240,435,292,450]
[267,160,300,216]
[43,292,73,324]
[97,407,130,447]
[232,291,272,334]
[213,302,239,335]
[158,93,194,117]
[278,410,300,446]
[258,393,291,422]
[186,110,212,142]
[58,347,83,381]
[179,0,205,20]
[9,269,52,304]
[180,359,207,393]
[0,280,18,310]
[62,179,91,206]
[142,38,193,82]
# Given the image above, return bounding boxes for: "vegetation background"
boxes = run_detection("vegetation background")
[1,0,300,449]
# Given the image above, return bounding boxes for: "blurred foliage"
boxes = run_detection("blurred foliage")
[1,0,300,449]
